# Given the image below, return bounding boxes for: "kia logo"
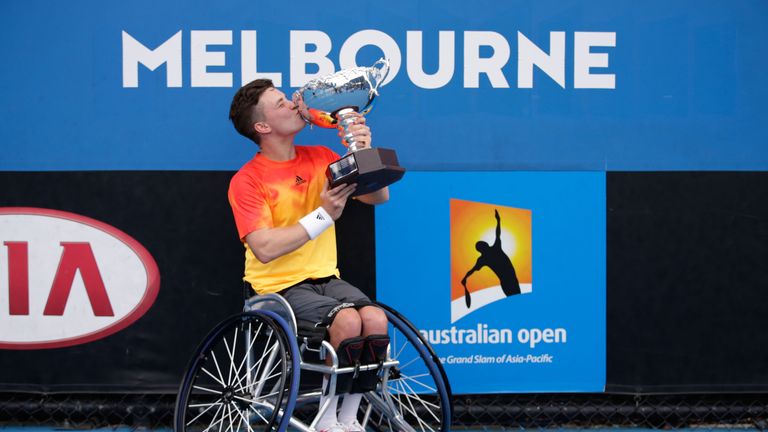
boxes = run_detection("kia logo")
[0,207,160,349]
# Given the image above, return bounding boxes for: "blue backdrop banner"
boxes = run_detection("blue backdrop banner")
[2,0,767,171]
[376,171,606,393]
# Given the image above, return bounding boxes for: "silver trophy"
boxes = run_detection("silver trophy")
[293,58,405,196]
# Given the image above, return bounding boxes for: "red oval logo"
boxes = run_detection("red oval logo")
[0,207,160,349]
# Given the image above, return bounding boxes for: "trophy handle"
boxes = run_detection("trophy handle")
[371,58,390,93]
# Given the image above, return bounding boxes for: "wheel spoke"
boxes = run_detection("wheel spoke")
[397,373,437,393]
[187,401,223,426]
[232,406,242,432]
[224,404,235,432]
[216,402,225,432]
[231,402,256,432]
[235,330,277,394]
[230,335,261,392]
[189,401,224,409]
[396,379,432,432]
[193,385,224,395]
[393,336,411,361]
[394,379,406,420]
[398,356,422,371]
[198,403,224,432]
[224,327,239,386]
[394,390,441,412]
[210,351,226,389]
[233,393,278,407]
[235,367,283,395]
[398,378,442,423]
[233,342,278,393]
[201,365,226,387]
[232,321,264,389]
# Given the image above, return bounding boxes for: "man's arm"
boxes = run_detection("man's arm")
[245,182,357,263]
[245,225,310,264]
[493,209,501,247]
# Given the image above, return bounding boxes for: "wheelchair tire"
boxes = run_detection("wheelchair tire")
[174,310,300,432]
[360,306,452,432]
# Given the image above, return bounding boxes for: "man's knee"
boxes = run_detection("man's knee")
[328,308,362,342]
[359,306,388,334]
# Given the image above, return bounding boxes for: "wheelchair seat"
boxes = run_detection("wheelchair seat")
[244,292,328,348]
[243,292,297,334]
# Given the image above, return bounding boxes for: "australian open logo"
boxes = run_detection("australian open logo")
[450,199,532,323]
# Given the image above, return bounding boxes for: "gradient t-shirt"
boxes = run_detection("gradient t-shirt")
[228,145,341,294]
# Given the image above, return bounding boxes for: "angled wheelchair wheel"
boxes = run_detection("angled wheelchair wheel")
[360,303,452,432]
[174,310,300,432]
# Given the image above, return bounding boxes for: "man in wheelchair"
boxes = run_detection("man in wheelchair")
[227,79,390,432]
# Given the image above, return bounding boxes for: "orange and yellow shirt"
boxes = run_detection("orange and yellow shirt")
[228,145,341,294]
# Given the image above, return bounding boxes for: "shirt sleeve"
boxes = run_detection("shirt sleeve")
[228,172,273,240]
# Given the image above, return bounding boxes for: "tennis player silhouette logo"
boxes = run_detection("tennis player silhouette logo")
[460,209,521,307]
[450,199,531,323]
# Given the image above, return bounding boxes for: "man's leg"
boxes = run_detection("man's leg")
[281,282,360,432]
[337,305,389,430]
[358,306,388,336]
[317,280,387,431]
[328,308,362,345]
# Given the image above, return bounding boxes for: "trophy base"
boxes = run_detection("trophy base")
[326,147,405,196]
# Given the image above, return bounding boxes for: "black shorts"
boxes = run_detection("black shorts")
[279,277,371,328]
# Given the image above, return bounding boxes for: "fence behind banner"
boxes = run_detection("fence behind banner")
[2,393,768,429]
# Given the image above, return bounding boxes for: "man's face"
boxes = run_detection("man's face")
[256,88,306,138]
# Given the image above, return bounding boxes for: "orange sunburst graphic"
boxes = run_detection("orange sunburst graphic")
[450,199,532,322]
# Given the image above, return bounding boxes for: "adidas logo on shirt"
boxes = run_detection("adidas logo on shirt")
[295,175,306,185]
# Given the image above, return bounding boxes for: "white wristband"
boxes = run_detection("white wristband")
[298,207,334,240]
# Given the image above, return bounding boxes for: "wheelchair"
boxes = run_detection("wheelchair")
[174,292,452,432]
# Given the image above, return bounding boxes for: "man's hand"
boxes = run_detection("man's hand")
[338,113,372,149]
[321,181,357,220]
[495,209,500,221]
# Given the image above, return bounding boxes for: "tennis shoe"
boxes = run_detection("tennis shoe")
[343,420,365,432]
[317,423,346,432]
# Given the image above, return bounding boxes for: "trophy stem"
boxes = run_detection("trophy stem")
[336,107,362,153]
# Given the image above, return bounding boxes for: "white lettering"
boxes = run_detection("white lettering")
[419,324,514,345]
[122,30,182,88]
[120,29,616,90]
[406,31,455,89]
[290,30,335,87]
[463,31,510,88]
[339,29,400,86]
[517,31,565,88]
[241,31,282,87]
[517,327,567,348]
[190,30,233,88]
[574,31,616,89]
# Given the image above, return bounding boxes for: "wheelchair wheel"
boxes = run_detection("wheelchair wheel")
[175,310,300,432]
[360,304,452,432]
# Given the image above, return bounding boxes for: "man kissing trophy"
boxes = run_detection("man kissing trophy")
[292,58,405,196]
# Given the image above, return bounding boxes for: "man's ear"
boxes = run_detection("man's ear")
[253,121,270,135]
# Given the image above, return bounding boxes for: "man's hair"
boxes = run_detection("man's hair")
[229,79,274,145]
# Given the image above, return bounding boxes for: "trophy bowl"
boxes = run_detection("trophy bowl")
[293,59,405,196]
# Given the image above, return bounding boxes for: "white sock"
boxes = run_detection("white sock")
[316,377,339,430]
[338,393,362,425]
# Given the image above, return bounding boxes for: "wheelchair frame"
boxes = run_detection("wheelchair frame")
[174,294,452,432]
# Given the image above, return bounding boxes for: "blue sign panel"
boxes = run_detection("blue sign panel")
[376,172,606,393]
[1,1,767,170]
